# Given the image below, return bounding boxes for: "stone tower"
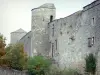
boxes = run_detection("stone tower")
[10,28,27,44]
[31,3,56,56]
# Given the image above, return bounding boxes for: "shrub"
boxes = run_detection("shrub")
[0,34,6,57]
[0,34,6,66]
[85,53,97,75]
[3,43,28,70]
[27,55,51,75]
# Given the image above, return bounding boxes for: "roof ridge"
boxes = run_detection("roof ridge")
[11,28,27,33]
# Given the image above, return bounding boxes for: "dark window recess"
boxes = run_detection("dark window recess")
[69,25,72,28]
[60,31,62,35]
[50,15,53,22]
[92,18,94,24]
[92,17,95,26]
[43,18,44,21]
[48,25,49,28]
[64,23,66,25]
[70,36,75,41]
[88,37,94,47]
[67,31,69,34]
[52,43,54,57]
[52,24,54,36]
[55,40,57,50]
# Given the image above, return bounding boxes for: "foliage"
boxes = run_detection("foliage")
[85,53,97,75]
[27,56,51,75]
[5,44,13,53]
[2,43,28,70]
[0,34,6,57]
[0,34,6,66]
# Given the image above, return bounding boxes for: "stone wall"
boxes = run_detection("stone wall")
[0,67,28,75]
[48,0,100,74]
[48,11,86,73]
[11,29,27,44]
[31,3,56,56]
[19,31,33,57]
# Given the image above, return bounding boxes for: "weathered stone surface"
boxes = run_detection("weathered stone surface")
[31,3,56,56]
[48,0,100,74]
[11,28,27,44]
[11,1,100,74]
[19,31,32,56]
[0,67,27,75]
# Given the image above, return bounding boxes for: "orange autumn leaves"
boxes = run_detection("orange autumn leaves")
[0,34,27,70]
[0,35,6,57]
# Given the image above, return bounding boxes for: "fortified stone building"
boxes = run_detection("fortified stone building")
[11,0,100,74]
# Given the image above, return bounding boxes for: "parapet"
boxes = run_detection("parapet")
[38,3,55,9]
[83,0,100,11]
[31,3,55,11]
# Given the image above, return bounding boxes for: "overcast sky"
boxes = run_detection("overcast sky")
[0,0,94,45]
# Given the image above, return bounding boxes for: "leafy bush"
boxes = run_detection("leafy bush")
[0,34,6,57]
[0,34,6,66]
[27,56,51,75]
[2,43,28,70]
[85,53,97,75]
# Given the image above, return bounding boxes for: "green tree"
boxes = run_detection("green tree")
[5,44,13,53]
[27,56,51,75]
[4,43,27,70]
[85,53,97,75]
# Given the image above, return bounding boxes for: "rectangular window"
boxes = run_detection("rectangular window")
[50,15,53,22]
[52,43,54,57]
[91,17,95,26]
[55,40,57,50]
[88,37,94,47]
[52,24,54,36]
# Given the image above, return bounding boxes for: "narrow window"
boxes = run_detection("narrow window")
[48,25,49,28]
[92,18,94,24]
[52,43,54,57]
[50,15,53,22]
[92,17,95,26]
[52,24,54,36]
[43,18,44,21]
[60,31,62,35]
[55,40,57,50]
[88,37,94,47]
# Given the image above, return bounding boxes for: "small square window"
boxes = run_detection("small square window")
[64,23,66,25]
[88,37,94,47]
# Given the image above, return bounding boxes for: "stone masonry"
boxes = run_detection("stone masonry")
[11,0,100,74]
